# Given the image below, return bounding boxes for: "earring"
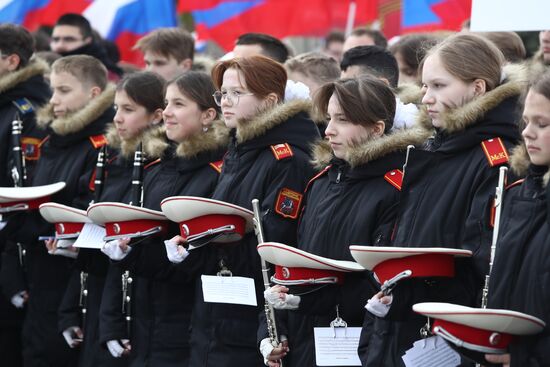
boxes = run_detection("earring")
[202,126,209,132]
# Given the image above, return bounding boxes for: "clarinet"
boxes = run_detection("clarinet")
[252,199,282,364]
[10,116,27,268]
[122,142,144,336]
[481,166,508,308]
[91,145,107,204]
[129,142,144,207]
[79,271,88,329]
[11,116,26,188]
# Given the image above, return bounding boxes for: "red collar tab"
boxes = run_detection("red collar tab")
[373,253,455,284]
[271,143,293,160]
[89,134,108,149]
[273,265,344,285]
[481,138,509,167]
[209,160,223,174]
[384,169,404,191]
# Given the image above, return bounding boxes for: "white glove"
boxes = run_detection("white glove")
[164,239,189,264]
[106,339,131,358]
[62,326,83,348]
[101,240,131,260]
[264,286,301,310]
[260,335,288,366]
[260,337,276,366]
[49,248,78,259]
[285,80,311,101]
[365,293,393,317]
[56,239,76,249]
[10,290,27,308]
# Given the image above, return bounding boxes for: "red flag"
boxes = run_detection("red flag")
[192,0,377,51]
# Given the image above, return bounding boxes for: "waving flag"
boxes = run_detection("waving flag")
[0,0,177,65]
[84,0,177,65]
[187,0,377,51]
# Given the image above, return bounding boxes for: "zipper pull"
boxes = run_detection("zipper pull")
[336,169,342,183]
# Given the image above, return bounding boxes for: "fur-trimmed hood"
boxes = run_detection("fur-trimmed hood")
[417,63,530,134]
[311,126,432,169]
[509,143,550,188]
[106,123,167,159]
[236,99,312,144]
[396,83,424,105]
[0,58,49,95]
[36,84,116,136]
[177,120,230,158]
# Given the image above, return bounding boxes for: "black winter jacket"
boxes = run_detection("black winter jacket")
[359,70,524,367]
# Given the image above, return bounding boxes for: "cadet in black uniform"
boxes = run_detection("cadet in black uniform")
[160,55,320,367]
[0,23,51,367]
[2,54,114,367]
[100,71,229,367]
[261,76,431,367]
[359,34,524,366]
[485,71,550,367]
[57,71,166,367]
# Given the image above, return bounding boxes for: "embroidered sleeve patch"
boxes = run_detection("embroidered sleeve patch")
[21,137,42,160]
[481,138,509,167]
[89,134,107,149]
[275,188,303,219]
[209,160,223,174]
[384,169,404,191]
[12,98,34,115]
[271,143,293,160]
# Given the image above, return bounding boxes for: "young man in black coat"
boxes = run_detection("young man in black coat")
[0,23,52,367]
[1,54,114,367]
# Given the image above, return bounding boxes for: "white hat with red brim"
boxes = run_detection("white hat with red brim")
[413,302,545,354]
[0,182,66,213]
[87,202,168,241]
[39,202,91,239]
[257,242,364,286]
[349,246,472,285]
[161,196,254,245]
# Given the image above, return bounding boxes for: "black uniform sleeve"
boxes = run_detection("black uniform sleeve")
[57,268,81,332]
[98,264,128,343]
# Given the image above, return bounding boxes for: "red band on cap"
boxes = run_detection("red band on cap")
[105,219,167,237]
[373,253,455,283]
[179,214,245,240]
[55,222,85,236]
[274,265,344,284]
[0,196,51,211]
[433,319,513,350]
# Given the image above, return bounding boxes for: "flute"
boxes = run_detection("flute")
[252,199,282,363]
[11,116,26,188]
[481,166,508,308]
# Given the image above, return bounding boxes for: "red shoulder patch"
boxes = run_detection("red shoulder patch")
[21,137,42,161]
[481,138,509,167]
[209,160,223,174]
[271,143,293,160]
[384,169,404,191]
[144,158,161,170]
[89,134,107,149]
[275,188,303,219]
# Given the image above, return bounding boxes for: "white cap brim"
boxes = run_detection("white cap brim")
[161,196,254,232]
[0,182,66,202]
[413,302,545,335]
[258,242,364,272]
[349,246,472,270]
[39,202,91,224]
[87,202,165,225]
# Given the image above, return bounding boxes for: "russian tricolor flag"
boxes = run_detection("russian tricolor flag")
[0,0,177,65]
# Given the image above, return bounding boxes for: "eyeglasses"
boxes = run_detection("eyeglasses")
[212,90,254,106]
